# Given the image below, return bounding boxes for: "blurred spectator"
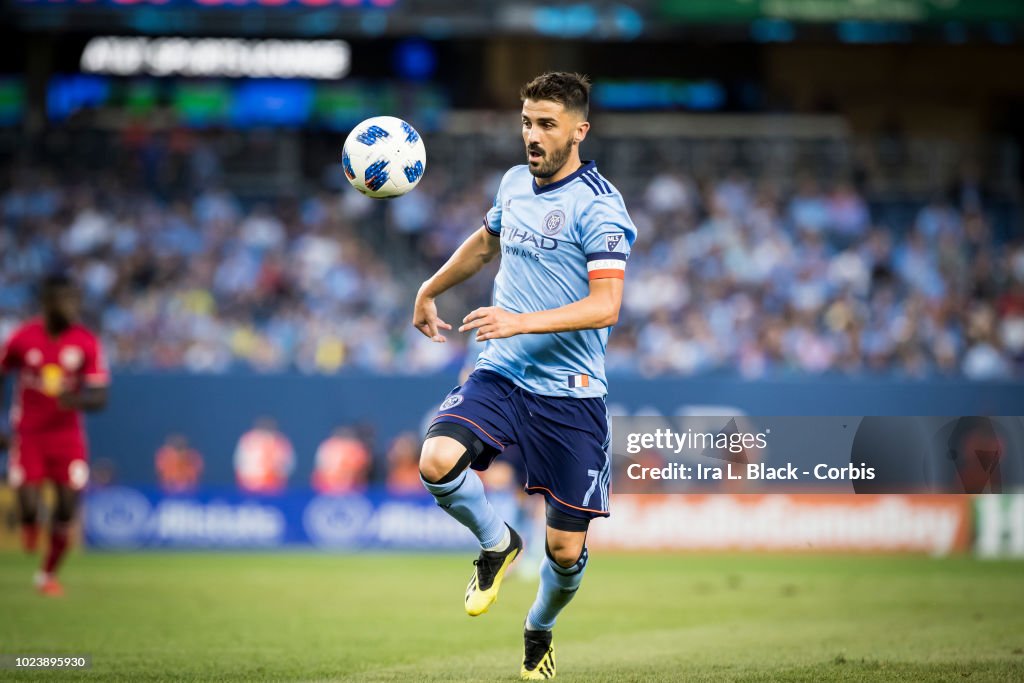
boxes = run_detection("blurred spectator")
[479,460,516,492]
[155,434,204,493]
[385,432,423,494]
[311,427,372,494]
[234,417,294,494]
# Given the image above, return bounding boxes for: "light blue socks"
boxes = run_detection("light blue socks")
[421,469,508,550]
[525,547,588,631]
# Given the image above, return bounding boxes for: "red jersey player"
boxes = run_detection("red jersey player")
[0,274,109,596]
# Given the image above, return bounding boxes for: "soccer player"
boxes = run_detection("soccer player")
[412,72,635,680]
[0,274,109,596]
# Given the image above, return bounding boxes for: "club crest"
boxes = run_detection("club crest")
[440,394,464,410]
[542,210,565,236]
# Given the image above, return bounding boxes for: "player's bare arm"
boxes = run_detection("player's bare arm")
[413,226,501,342]
[0,370,7,451]
[459,277,623,341]
[58,386,108,412]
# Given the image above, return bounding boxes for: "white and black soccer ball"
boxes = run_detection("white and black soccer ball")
[342,116,427,199]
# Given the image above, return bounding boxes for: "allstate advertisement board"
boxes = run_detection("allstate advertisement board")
[86,487,980,556]
[84,487,517,550]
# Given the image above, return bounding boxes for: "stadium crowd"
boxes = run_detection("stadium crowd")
[1,134,1023,380]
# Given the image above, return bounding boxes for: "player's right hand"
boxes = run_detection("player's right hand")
[413,293,452,343]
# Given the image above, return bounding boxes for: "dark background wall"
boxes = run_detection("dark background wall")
[86,373,1024,485]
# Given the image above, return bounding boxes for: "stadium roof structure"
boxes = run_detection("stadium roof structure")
[6,0,1024,41]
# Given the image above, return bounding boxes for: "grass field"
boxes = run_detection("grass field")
[1,551,1023,682]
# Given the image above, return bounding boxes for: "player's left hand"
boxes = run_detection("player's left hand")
[57,392,78,410]
[459,307,526,341]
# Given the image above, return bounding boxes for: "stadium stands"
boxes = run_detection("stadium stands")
[1,128,1022,378]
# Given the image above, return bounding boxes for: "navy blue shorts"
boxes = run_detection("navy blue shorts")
[430,369,611,520]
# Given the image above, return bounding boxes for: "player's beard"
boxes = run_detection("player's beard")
[44,311,73,334]
[527,137,575,179]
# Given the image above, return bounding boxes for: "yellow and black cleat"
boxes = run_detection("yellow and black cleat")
[464,525,522,616]
[521,627,555,680]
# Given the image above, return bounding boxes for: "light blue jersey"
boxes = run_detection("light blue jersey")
[475,160,636,398]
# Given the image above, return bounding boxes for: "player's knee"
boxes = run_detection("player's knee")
[53,487,79,523]
[418,437,466,484]
[17,486,40,523]
[53,507,75,524]
[419,422,486,485]
[54,501,77,523]
[546,536,586,569]
[545,506,590,567]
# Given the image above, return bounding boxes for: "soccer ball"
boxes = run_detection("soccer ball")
[342,116,427,199]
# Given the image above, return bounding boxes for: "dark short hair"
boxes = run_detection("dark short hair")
[520,72,591,118]
[40,273,74,295]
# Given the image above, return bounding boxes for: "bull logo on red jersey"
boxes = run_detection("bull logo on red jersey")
[40,364,65,397]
